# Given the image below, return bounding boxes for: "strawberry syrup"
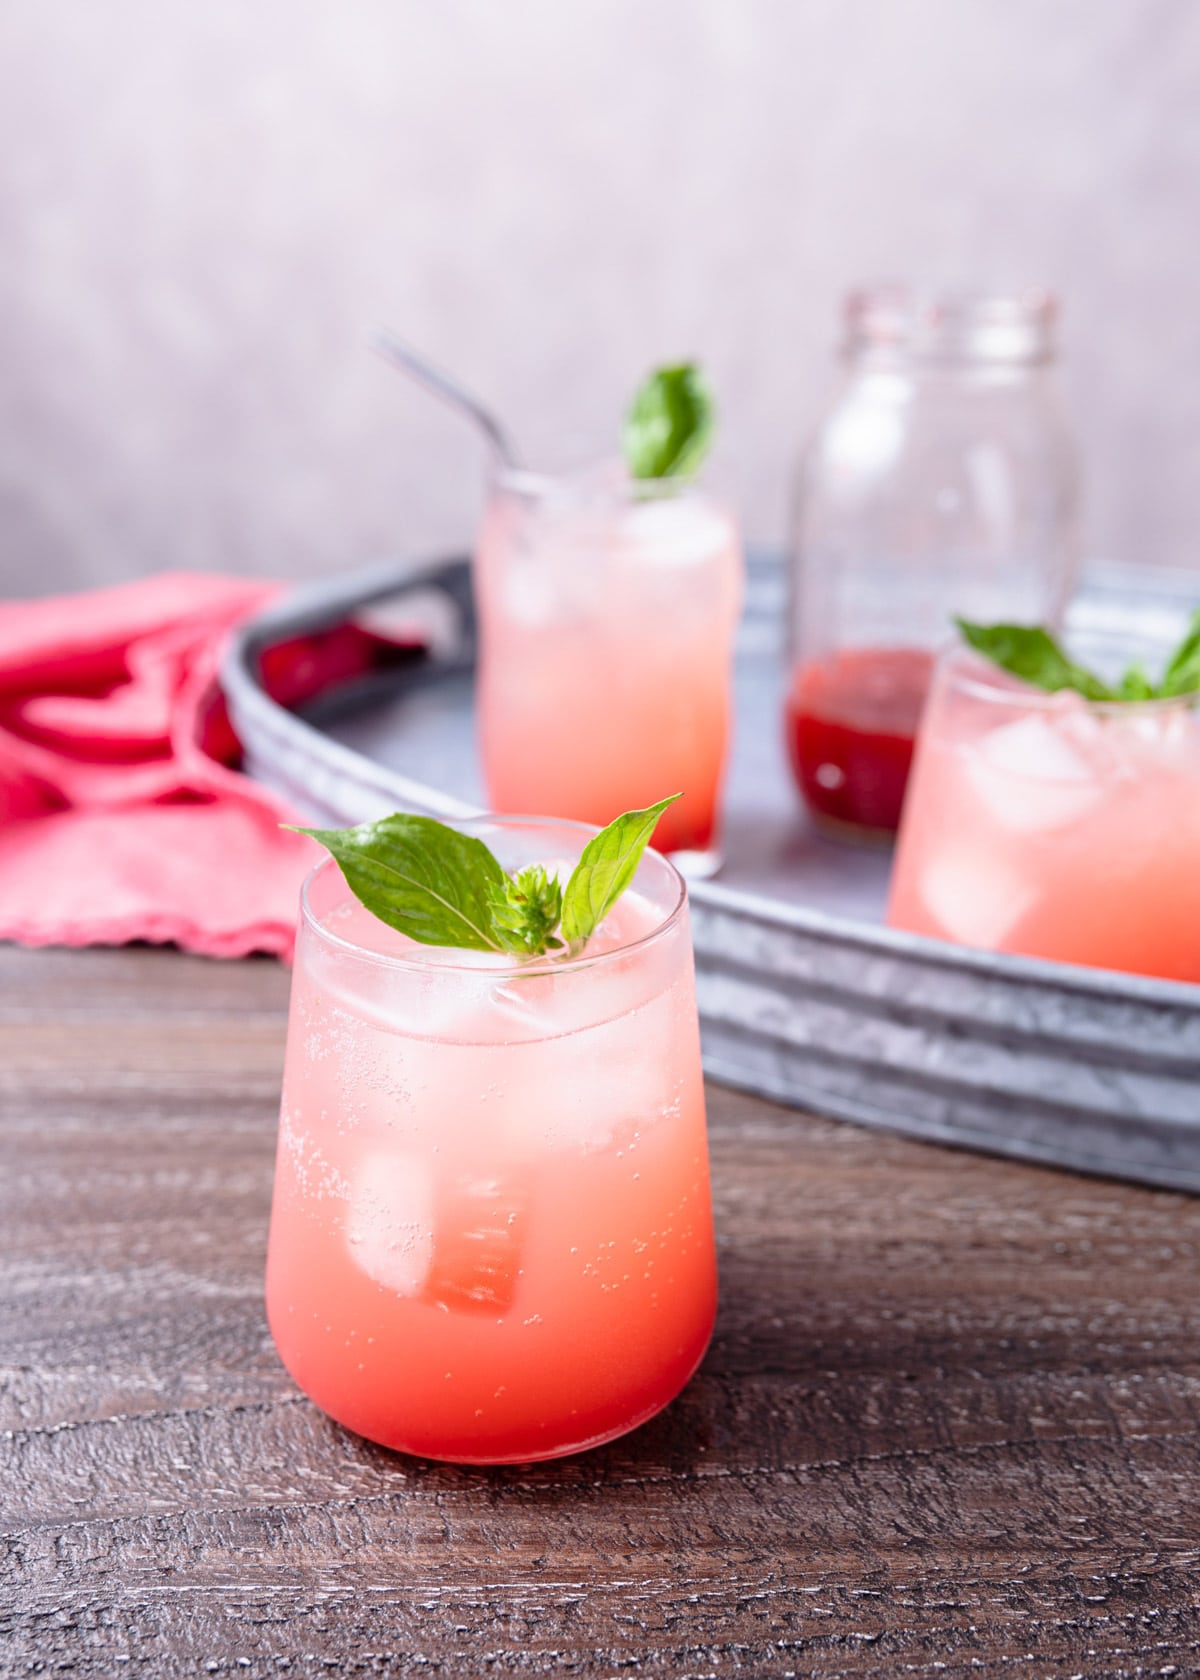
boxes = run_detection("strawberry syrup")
[785,647,934,836]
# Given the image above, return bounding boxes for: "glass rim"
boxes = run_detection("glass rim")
[843,283,1058,365]
[488,455,713,504]
[298,813,689,977]
[942,645,1200,717]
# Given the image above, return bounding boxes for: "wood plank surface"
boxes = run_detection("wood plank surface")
[2,943,1198,1678]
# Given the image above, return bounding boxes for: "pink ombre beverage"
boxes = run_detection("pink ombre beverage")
[888,650,1200,981]
[474,467,743,876]
[266,817,716,1463]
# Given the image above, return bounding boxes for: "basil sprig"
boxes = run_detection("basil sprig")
[293,795,680,959]
[956,612,1200,703]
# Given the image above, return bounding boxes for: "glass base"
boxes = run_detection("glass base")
[282,1320,716,1466]
[667,847,723,881]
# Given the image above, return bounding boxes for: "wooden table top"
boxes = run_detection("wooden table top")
[3,942,1199,1677]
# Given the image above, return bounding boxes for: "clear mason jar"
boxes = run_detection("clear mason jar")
[473,461,744,877]
[786,287,1080,840]
[266,816,717,1464]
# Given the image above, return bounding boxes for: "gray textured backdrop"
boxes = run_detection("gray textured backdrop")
[2,0,1199,597]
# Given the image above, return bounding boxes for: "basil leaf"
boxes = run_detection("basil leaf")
[958,611,1200,703]
[623,364,714,481]
[955,619,1114,701]
[1157,610,1200,698]
[560,795,681,952]
[290,815,508,952]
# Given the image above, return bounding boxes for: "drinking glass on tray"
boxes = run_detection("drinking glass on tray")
[473,366,744,878]
[887,621,1200,983]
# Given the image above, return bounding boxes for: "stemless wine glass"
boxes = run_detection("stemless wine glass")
[887,645,1200,981]
[473,462,744,878]
[787,287,1079,840]
[266,815,717,1464]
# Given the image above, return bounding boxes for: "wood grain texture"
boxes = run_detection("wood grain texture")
[2,943,1198,1678]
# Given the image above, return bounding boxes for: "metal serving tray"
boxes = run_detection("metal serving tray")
[222,554,1200,1192]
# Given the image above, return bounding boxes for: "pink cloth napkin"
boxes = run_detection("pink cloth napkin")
[0,572,318,960]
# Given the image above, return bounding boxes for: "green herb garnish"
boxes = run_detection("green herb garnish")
[956,611,1200,703]
[1158,614,1200,698]
[560,796,678,950]
[292,795,681,960]
[491,864,563,957]
[623,364,714,481]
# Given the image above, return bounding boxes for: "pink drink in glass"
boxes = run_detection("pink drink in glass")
[266,818,717,1463]
[887,650,1200,981]
[474,467,743,875]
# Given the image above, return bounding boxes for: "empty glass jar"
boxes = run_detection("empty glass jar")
[785,287,1080,840]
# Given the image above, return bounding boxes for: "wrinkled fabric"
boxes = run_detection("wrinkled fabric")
[0,572,317,960]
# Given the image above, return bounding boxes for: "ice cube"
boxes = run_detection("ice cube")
[423,1173,529,1313]
[487,974,562,1038]
[488,962,643,1049]
[920,843,1040,950]
[322,947,519,1045]
[1109,704,1195,757]
[500,553,559,628]
[347,1149,529,1311]
[504,509,611,627]
[506,1082,628,1158]
[346,1150,435,1296]
[619,496,731,568]
[504,991,680,1157]
[964,713,1107,833]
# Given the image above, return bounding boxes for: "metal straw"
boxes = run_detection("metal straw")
[371,329,519,470]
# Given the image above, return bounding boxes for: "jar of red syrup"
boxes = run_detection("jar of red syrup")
[786,287,1079,840]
